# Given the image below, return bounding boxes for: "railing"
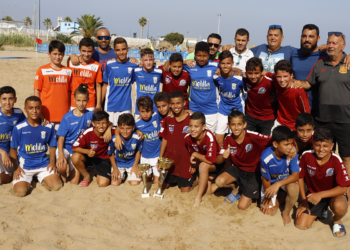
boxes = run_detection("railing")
[37,43,187,62]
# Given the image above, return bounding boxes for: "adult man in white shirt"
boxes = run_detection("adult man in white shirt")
[229,29,254,72]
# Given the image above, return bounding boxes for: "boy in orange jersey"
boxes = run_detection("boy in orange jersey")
[34,40,72,131]
[69,38,103,112]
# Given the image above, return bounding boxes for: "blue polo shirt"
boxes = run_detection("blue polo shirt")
[92,48,117,72]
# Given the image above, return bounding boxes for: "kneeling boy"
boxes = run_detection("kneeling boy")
[108,114,142,186]
[296,128,350,237]
[71,111,113,187]
[10,96,62,197]
[260,126,299,225]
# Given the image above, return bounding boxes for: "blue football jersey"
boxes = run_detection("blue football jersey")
[0,108,26,154]
[184,62,219,115]
[56,110,94,154]
[103,59,138,112]
[11,120,58,170]
[214,74,245,115]
[108,132,143,168]
[136,112,161,158]
[133,67,162,115]
[260,146,299,184]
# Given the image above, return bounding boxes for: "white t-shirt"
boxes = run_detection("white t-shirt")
[229,48,254,72]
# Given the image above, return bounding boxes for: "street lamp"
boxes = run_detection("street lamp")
[147,19,150,39]
[217,14,221,34]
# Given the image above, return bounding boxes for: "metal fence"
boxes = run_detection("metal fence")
[37,43,188,62]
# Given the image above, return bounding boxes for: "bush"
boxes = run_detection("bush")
[164,32,184,46]
[0,33,33,47]
[55,33,72,44]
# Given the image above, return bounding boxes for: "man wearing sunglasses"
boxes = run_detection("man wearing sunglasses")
[295,32,350,208]
[229,28,254,72]
[251,25,295,73]
[186,33,222,62]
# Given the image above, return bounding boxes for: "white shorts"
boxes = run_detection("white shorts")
[0,154,13,175]
[117,167,141,181]
[205,113,218,134]
[141,156,160,177]
[70,107,95,112]
[260,184,286,208]
[55,148,75,172]
[107,110,132,126]
[13,166,57,185]
[216,113,230,134]
[270,120,281,135]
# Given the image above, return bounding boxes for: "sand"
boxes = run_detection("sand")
[0,47,349,250]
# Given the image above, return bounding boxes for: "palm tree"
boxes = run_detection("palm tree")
[2,16,14,22]
[23,17,32,28]
[43,18,52,31]
[70,14,104,38]
[63,16,72,22]
[138,17,147,39]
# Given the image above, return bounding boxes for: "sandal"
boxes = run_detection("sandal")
[333,223,347,238]
[224,192,241,204]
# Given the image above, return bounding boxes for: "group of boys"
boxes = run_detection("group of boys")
[0,24,349,238]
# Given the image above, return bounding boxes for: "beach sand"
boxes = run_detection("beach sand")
[0,48,349,250]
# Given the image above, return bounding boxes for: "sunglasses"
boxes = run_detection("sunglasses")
[328,32,343,37]
[265,52,272,61]
[269,25,282,29]
[236,55,242,65]
[208,42,220,48]
[97,36,111,40]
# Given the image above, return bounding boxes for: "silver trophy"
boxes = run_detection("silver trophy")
[138,163,150,198]
[154,157,174,199]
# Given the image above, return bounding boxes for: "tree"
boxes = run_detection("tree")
[138,17,147,39]
[2,16,14,22]
[23,17,32,28]
[164,32,184,46]
[70,14,104,38]
[63,16,72,22]
[43,18,52,30]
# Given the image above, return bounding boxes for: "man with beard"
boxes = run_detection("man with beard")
[186,33,222,62]
[229,28,254,72]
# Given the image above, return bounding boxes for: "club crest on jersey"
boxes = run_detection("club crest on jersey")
[193,145,199,152]
[131,144,136,149]
[90,143,98,149]
[230,147,237,155]
[203,145,207,150]
[13,120,17,125]
[91,65,98,71]
[261,167,267,174]
[232,83,236,90]
[41,131,46,139]
[153,77,158,84]
[152,121,158,128]
[128,67,133,74]
[179,80,187,86]
[87,120,91,127]
[182,126,189,133]
[169,125,174,133]
[339,65,347,74]
[165,76,171,84]
[245,144,253,152]
[258,87,266,94]
[307,169,315,176]
[207,70,212,77]
[326,168,334,177]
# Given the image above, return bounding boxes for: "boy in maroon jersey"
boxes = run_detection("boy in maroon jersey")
[296,128,350,237]
[72,111,114,187]
[185,111,220,207]
[269,60,310,132]
[244,57,276,135]
[294,113,314,159]
[158,91,195,192]
[158,53,191,109]
[213,109,272,210]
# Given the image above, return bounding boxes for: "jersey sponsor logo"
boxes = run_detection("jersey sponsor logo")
[128,67,133,74]
[232,83,236,90]
[140,84,157,92]
[41,131,46,139]
[70,122,79,125]
[165,76,171,84]
[179,80,187,86]
[307,168,315,176]
[73,68,93,78]
[22,131,31,134]
[131,144,136,149]
[118,152,134,158]
[192,80,210,88]
[112,67,119,69]
[182,126,189,133]
[207,70,212,77]
[258,87,266,94]
[321,68,326,72]
[245,144,253,152]
[152,121,158,128]
[220,90,236,100]
[325,168,334,177]
[25,143,46,154]
[90,143,98,149]
[339,65,347,74]
[0,132,11,141]
[153,77,158,84]
[49,75,68,84]
[261,167,267,174]
[190,69,198,71]
[114,77,131,85]
[169,125,174,133]
[144,130,159,140]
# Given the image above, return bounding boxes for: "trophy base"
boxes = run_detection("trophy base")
[153,192,164,199]
[142,193,150,198]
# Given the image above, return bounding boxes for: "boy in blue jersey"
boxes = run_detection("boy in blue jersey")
[136,96,161,183]
[10,96,62,197]
[108,114,142,186]
[260,126,299,225]
[102,37,139,126]
[184,42,219,133]
[133,48,162,120]
[0,86,26,184]
[214,51,245,146]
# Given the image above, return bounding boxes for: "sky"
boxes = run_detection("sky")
[1,0,350,50]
